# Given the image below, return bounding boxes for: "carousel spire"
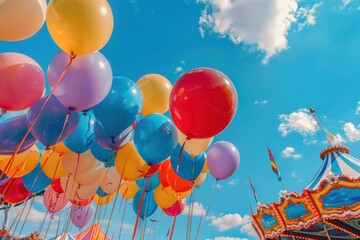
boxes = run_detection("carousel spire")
[309,108,332,146]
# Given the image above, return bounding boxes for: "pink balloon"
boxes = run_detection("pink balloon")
[47,51,113,111]
[43,186,69,213]
[0,52,45,111]
[70,204,94,228]
[163,199,186,216]
[207,141,240,180]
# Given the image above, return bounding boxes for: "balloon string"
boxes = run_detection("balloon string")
[37,209,49,235]
[132,177,150,240]
[0,53,76,182]
[186,188,196,240]
[2,205,23,239]
[118,200,128,240]
[55,210,62,237]
[15,195,36,238]
[173,140,187,192]
[169,216,177,240]
[147,220,153,240]
[43,214,54,239]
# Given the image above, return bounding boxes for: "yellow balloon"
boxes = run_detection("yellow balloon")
[154,185,177,209]
[93,193,115,206]
[0,0,46,41]
[119,181,139,200]
[0,146,39,177]
[115,141,149,181]
[51,142,72,155]
[137,74,172,116]
[41,149,67,179]
[164,186,191,200]
[194,172,207,186]
[46,0,113,56]
[61,151,97,176]
[178,130,213,156]
[202,154,209,173]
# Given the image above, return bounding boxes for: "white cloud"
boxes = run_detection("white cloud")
[213,183,223,189]
[9,205,50,224]
[332,133,346,143]
[341,0,352,8]
[228,179,239,186]
[198,0,299,63]
[343,122,360,142]
[183,202,206,216]
[240,223,258,237]
[297,2,323,30]
[355,101,360,115]
[282,147,302,159]
[175,66,184,74]
[254,100,268,106]
[279,108,318,137]
[210,214,251,231]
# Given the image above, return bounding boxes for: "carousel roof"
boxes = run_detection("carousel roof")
[251,145,360,240]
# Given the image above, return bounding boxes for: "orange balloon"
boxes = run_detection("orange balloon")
[202,155,209,173]
[164,186,191,200]
[51,142,72,155]
[154,185,177,209]
[194,172,207,186]
[167,163,193,192]
[119,181,139,200]
[75,160,105,186]
[61,151,97,176]
[40,149,67,179]
[115,141,149,181]
[158,159,170,188]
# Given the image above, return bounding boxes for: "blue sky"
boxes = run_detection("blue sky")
[1,0,360,239]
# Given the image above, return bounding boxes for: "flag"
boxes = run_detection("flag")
[268,148,282,181]
[326,129,335,140]
[248,176,259,203]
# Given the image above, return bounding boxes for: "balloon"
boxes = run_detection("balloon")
[133,190,157,219]
[61,151,97,176]
[194,172,207,187]
[93,193,115,206]
[46,0,113,56]
[43,187,68,213]
[100,167,122,194]
[94,121,132,150]
[64,112,95,153]
[207,141,240,180]
[163,199,186,217]
[136,172,160,192]
[115,141,149,181]
[61,173,99,201]
[136,74,172,116]
[164,186,191,200]
[0,145,39,178]
[0,177,31,204]
[93,77,143,138]
[70,204,94,228]
[178,130,213,156]
[170,144,205,181]
[26,96,80,147]
[0,115,36,155]
[134,114,178,165]
[158,159,170,188]
[90,138,115,167]
[0,110,26,123]
[48,51,113,111]
[0,170,9,186]
[167,162,194,192]
[154,185,177,209]
[75,160,105,186]
[202,156,209,173]
[22,163,51,193]
[143,164,160,178]
[119,181,139,200]
[96,187,108,197]
[0,0,46,41]
[41,149,67,179]
[70,196,94,207]
[51,178,63,193]
[0,52,45,111]
[170,68,238,138]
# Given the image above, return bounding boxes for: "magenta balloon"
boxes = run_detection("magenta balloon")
[43,186,69,213]
[163,199,186,217]
[47,51,113,111]
[207,141,240,180]
[0,52,45,111]
[70,204,94,228]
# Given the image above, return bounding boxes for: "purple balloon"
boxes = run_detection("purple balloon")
[70,204,94,229]
[207,141,240,180]
[48,51,113,111]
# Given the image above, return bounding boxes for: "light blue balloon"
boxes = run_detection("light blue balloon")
[90,137,116,167]
[170,144,205,181]
[136,172,160,192]
[133,190,157,219]
[64,111,95,153]
[94,120,132,150]
[93,77,143,138]
[22,164,51,193]
[134,114,178,165]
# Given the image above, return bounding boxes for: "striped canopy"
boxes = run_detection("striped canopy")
[74,223,111,240]
[48,232,75,240]
[306,146,360,189]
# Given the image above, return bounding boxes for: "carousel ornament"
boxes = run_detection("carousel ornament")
[326,172,338,184]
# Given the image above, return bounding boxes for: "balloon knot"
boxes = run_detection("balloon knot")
[186,136,192,141]
[132,121,137,129]
[45,146,50,150]
[0,108,7,117]
[70,52,77,60]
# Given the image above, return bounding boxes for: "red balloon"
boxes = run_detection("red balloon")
[170,68,237,138]
[158,159,170,188]
[0,177,31,204]
[163,199,186,216]
[167,162,193,192]
[51,178,64,193]
[143,163,160,177]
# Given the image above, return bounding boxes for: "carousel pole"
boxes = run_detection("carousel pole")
[309,108,332,146]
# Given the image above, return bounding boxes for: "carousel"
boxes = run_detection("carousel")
[251,143,360,239]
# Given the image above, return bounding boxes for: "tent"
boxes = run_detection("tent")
[49,232,75,240]
[74,223,111,240]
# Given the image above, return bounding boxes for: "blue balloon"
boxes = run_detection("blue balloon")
[94,121,132,150]
[0,115,36,155]
[93,77,143,138]
[134,114,178,165]
[22,164,52,193]
[0,110,26,123]
[170,144,205,181]
[96,187,108,197]
[136,172,160,192]
[26,96,80,147]
[90,138,116,167]
[64,111,95,153]
[0,170,9,186]
[133,190,157,219]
